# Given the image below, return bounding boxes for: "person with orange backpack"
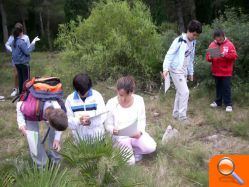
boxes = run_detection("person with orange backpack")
[16,77,68,168]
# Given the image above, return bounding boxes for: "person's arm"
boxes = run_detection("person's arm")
[16,101,26,128]
[19,41,35,56]
[104,100,115,135]
[95,93,107,125]
[5,36,13,53]
[187,41,196,76]
[137,97,146,134]
[163,37,181,73]
[16,101,27,135]
[223,43,238,61]
[65,98,81,129]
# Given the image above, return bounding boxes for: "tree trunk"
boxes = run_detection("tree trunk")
[175,0,185,33]
[0,0,8,43]
[39,10,45,36]
[21,14,27,34]
[46,9,52,50]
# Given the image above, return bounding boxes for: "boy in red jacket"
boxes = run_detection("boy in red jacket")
[206,29,238,112]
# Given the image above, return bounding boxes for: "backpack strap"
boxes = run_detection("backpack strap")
[56,98,67,112]
[37,100,45,121]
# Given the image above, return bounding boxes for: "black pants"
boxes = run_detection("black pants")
[214,76,232,106]
[15,64,30,94]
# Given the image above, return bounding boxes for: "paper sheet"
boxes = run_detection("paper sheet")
[117,120,138,137]
[26,130,39,156]
[207,47,221,58]
[164,75,170,93]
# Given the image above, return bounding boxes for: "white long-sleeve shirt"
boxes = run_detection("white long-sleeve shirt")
[105,94,146,140]
[16,100,62,141]
[65,89,107,140]
[5,35,30,53]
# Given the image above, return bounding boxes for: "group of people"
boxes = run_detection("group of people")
[162,20,237,120]
[17,74,157,167]
[3,20,237,168]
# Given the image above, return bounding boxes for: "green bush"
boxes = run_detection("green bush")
[56,0,163,89]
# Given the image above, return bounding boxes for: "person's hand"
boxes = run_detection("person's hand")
[220,53,225,57]
[162,71,169,79]
[131,131,142,139]
[53,140,61,151]
[113,129,119,135]
[80,115,91,126]
[208,54,213,60]
[188,75,194,82]
[19,126,27,136]
[31,36,40,45]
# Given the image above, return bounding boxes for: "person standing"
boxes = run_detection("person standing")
[206,29,238,112]
[5,25,30,97]
[11,23,39,95]
[162,20,202,121]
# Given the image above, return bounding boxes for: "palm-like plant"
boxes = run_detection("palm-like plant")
[1,162,74,187]
[15,164,71,187]
[60,134,134,186]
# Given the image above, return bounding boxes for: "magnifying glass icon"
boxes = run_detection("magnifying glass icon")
[217,157,244,185]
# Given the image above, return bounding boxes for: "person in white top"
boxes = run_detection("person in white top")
[5,23,30,97]
[65,73,107,141]
[16,100,68,168]
[105,76,156,165]
[162,20,202,121]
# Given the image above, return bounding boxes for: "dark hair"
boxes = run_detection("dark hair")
[213,29,225,38]
[187,20,202,34]
[48,108,68,131]
[13,23,23,48]
[73,73,92,96]
[117,76,135,94]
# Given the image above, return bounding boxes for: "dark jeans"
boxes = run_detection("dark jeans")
[214,76,232,106]
[15,64,30,94]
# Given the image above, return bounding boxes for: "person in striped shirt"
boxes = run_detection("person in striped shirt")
[65,73,107,141]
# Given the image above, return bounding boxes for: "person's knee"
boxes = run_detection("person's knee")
[127,155,136,165]
[179,89,189,97]
[139,139,157,154]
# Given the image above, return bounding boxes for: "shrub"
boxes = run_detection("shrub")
[60,135,137,186]
[56,0,163,89]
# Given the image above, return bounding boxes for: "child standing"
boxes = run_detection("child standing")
[5,23,30,97]
[16,77,68,168]
[17,100,68,168]
[65,73,107,141]
[206,29,238,112]
[11,23,39,94]
[162,20,202,121]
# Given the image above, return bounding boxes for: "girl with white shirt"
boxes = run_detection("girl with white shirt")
[105,76,156,165]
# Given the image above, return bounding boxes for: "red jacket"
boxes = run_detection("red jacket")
[206,38,238,76]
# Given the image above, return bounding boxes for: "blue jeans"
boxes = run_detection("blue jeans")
[214,76,232,106]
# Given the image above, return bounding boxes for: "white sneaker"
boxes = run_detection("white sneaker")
[0,96,5,101]
[226,106,233,112]
[210,102,218,108]
[135,154,143,162]
[10,88,18,97]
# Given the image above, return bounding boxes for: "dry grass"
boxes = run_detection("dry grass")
[0,52,248,186]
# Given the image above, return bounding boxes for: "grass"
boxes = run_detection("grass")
[0,52,249,186]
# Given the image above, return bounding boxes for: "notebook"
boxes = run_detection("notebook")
[207,47,221,58]
[117,120,138,137]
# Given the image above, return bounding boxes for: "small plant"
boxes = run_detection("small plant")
[60,135,135,186]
